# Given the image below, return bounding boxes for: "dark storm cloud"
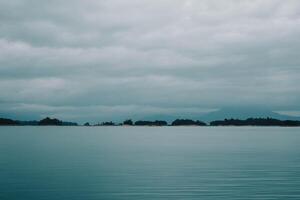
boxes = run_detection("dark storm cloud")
[0,0,300,122]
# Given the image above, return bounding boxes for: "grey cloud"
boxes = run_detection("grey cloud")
[0,0,300,121]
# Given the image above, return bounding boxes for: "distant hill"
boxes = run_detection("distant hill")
[199,107,300,122]
[130,107,300,123]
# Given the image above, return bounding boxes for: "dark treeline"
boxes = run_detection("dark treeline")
[123,119,133,125]
[0,118,19,125]
[172,119,206,126]
[135,120,167,126]
[95,119,207,126]
[210,118,300,127]
[94,121,116,126]
[1,117,300,127]
[0,117,78,126]
[39,117,63,126]
[38,117,77,126]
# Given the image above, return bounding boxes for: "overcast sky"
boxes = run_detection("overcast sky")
[0,0,300,122]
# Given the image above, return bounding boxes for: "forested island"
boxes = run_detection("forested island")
[1,117,300,127]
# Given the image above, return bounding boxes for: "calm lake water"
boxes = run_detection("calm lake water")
[0,127,300,200]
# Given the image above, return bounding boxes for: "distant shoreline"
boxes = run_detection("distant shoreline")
[0,125,300,128]
[1,117,300,127]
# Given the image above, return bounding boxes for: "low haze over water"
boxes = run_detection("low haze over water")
[1,127,300,199]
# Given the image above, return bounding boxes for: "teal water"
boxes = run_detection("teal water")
[0,127,300,199]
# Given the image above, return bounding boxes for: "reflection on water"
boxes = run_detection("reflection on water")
[0,127,300,199]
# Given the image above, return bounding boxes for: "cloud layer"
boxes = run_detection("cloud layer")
[1,0,300,122]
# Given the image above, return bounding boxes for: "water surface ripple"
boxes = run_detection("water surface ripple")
[0,127,299,199]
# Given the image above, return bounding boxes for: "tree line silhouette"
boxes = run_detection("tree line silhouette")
[0,117,77,126]
[1,117,300,127]
[210,118,300,126]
